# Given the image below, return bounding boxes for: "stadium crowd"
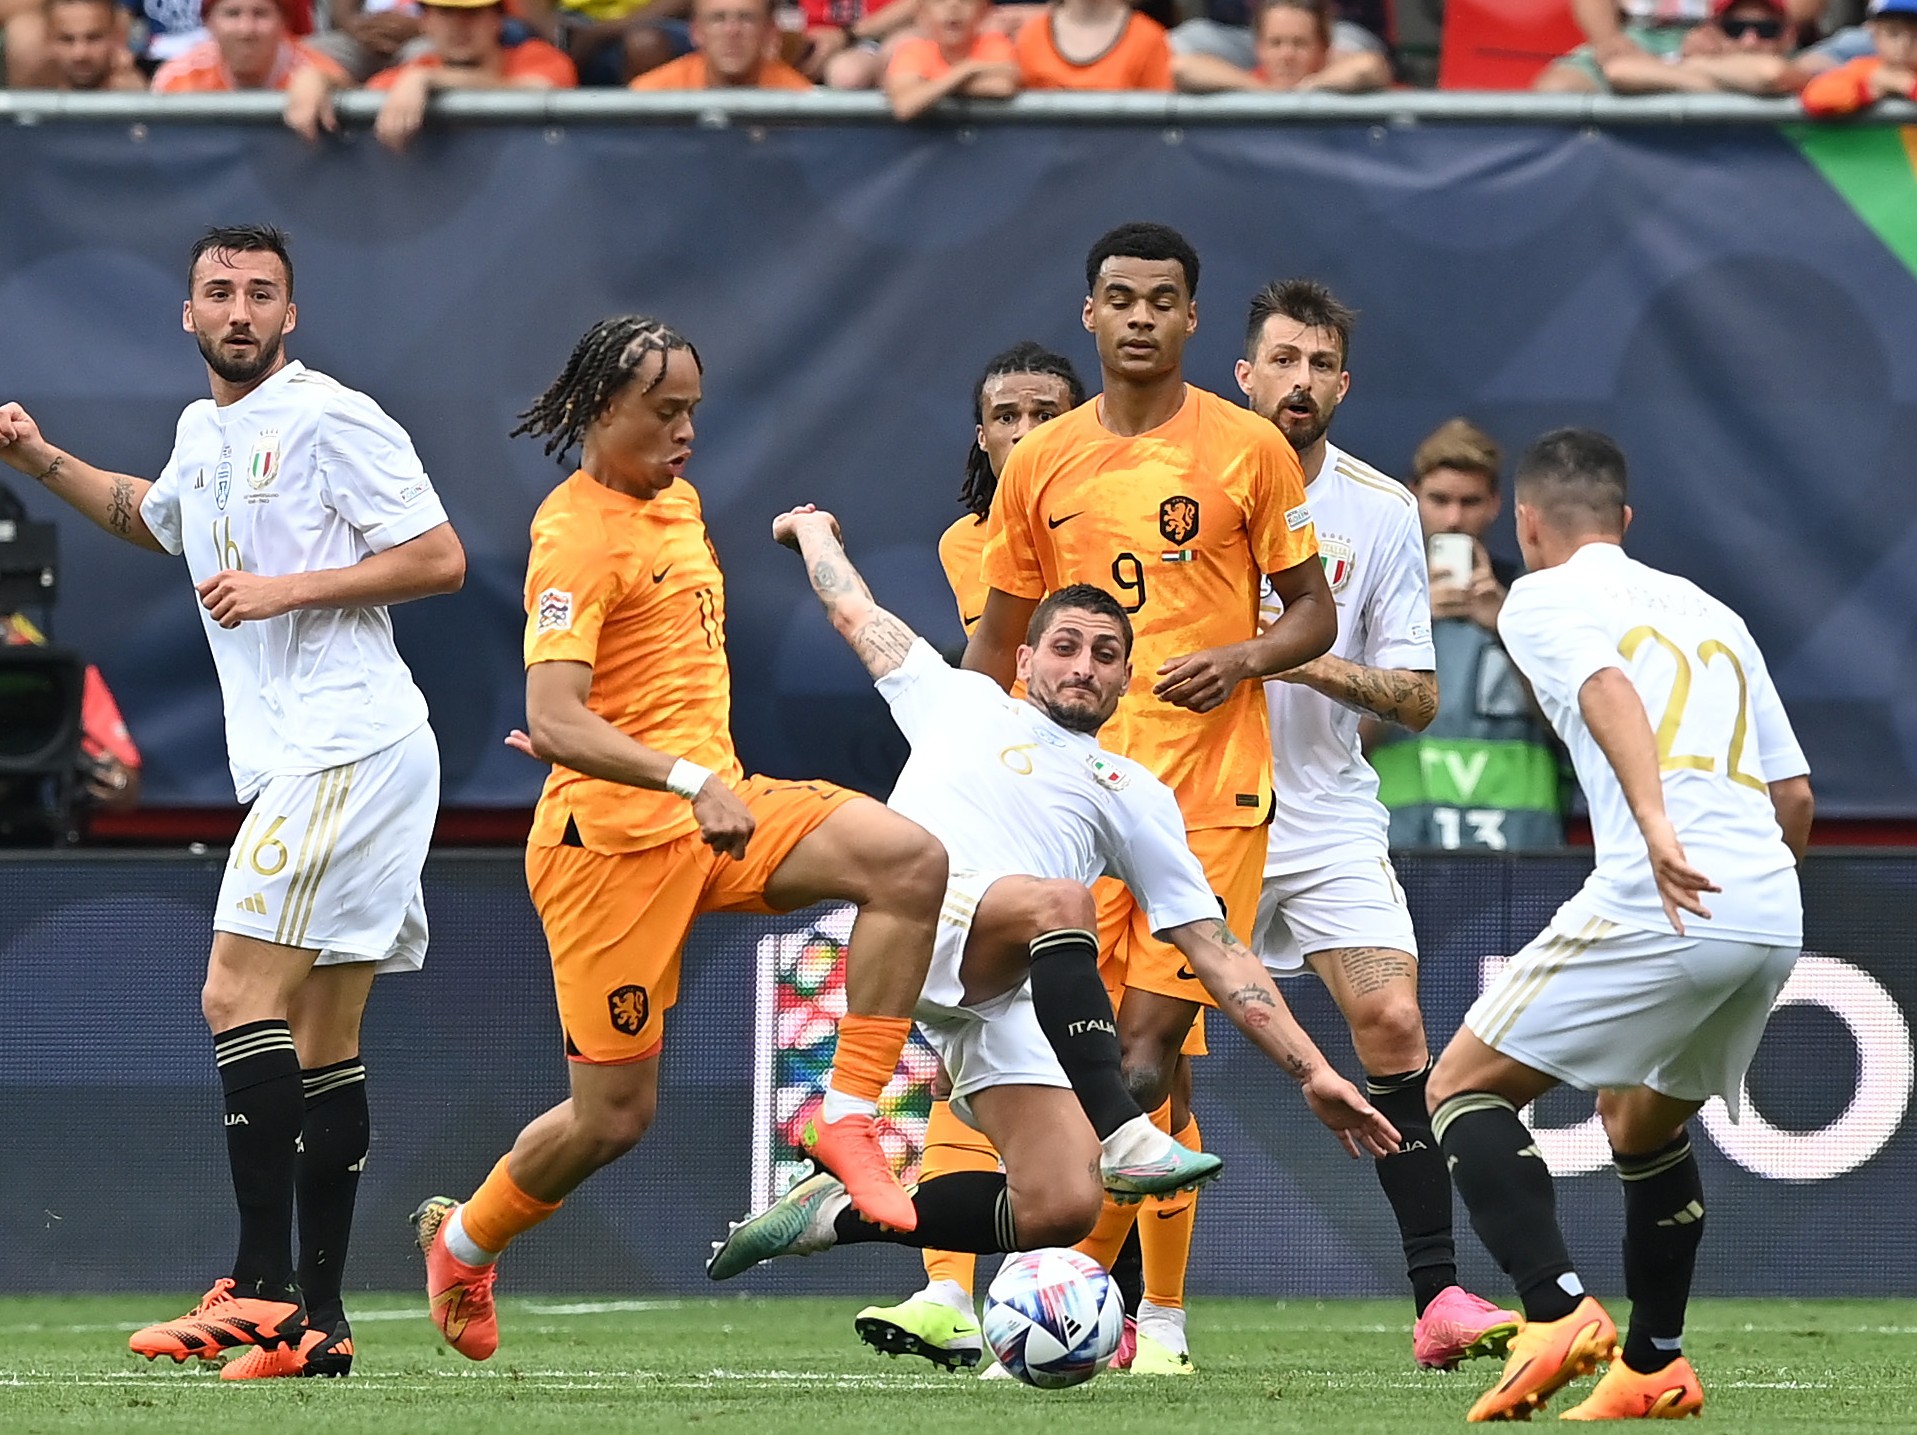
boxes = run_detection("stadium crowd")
[2,0,1912,121]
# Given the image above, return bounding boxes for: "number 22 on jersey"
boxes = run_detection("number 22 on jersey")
[1618,625,1764,791]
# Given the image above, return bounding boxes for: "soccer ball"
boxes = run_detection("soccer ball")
[981,1248,1124,1389]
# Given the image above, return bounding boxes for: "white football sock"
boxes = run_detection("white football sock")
[1100,1113,1171,1167]
[1137,1298,1189,1355]
[444,1205,498,1267]
[820,1087,879,1124]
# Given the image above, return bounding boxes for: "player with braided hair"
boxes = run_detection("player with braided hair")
[411,315,948,1363]
[940,341,1086,637]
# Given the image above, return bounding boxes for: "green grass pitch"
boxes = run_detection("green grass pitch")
[3,1295,1914,1432]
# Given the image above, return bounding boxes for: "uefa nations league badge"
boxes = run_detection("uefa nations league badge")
[215,444,233,511]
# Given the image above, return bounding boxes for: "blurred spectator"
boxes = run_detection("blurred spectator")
[1801,0,1917,110]
[883,0,1016,116]
[119,0,317,75]
[515,0,691,85]
[304,0,422,83]
[797,0,921,89]
[629,0,811,87]
[151,0,344,89]
[1366,419,1567,852]
[1,613,141,819]
[3,0,147,88]
[1174,0,1389,92]
[1536,0,1822,92]
[1171,0,1388,81]
[1016,0,1171,89]
[285,0,574,147]
[1600,0,1797,93]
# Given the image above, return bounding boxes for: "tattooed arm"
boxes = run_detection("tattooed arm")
[1163,917,1399,1158]
[773,506,920,681]
[1278,655,1438,731]
[0,403,165,552]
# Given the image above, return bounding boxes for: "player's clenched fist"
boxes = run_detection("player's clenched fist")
[689,777,755,860]
[196,569,299,628]
[771,504,842,551]
[0,402,54,473]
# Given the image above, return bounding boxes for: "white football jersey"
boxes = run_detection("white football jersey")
[140,361,448,801]
[1498,542,1807,944]
[1260,444,1434,874]
[878,640,1221,936]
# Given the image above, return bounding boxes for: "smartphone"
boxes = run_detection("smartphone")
[1427,532,1474,587]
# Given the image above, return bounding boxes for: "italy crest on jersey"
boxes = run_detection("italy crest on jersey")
[1319,536,1355,594]
[246,430,281,491]
[1086,754,1131,791]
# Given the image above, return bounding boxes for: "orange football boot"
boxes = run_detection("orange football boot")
[1559,1354,1704,1420]
[801,1112,917,1232]
[412,1196,501,1361]
[128,1278,305,1363]
[1467,1296,1620,1423]
[221,1321,354,1380]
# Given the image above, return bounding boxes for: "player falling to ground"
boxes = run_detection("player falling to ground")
[0,224,467,1379]
[707,511,1396,1287]
[411,317,947,1363]
[962,222,1338,1374]
[1237,279,1520,1370]
[1426,429,1814,1422]
[865,340,1087,1369]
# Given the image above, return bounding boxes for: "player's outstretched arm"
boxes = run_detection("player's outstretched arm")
[1163,917,1400,1159]
[0,403,166,553]
[1277,656,1438,731]
[773,506,919,681]
[1578,666,1721,933]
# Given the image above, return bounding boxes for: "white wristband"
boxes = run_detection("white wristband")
[665,759,714,801]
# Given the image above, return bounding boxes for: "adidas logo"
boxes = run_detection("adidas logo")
[1657,1201,1705,1228]
[235,892,270,915]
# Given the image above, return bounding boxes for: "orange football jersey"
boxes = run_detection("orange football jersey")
[937,515,991,636]
[979,385,1317,827]
[522,472,744,853]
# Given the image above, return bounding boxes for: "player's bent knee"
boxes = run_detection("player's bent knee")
[1120,1056,1171,1112]
[1351,995,1428,1072]
[1029,878,1097,935]
[1012,1184,1101,1249]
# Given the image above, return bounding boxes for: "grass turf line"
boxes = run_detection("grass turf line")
[2,1296,1913,1433]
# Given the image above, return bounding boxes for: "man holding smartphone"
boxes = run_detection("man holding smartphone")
[1368,419,1567,852]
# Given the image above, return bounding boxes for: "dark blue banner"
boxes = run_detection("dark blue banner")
[4,122,1916,813]
[1,851,1911,1297]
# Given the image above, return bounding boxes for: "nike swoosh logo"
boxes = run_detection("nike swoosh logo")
[961,613,982,627]
[1174,964,1198,981]
[1046,512,1084,530]
[652,564,673,584]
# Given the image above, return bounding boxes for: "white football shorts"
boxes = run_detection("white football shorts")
[913,868,1072,1128]
[214,722,439,972]
[1466,909,1799,1115]
[1253,855,1419,976]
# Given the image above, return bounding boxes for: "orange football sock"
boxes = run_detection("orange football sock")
[829,1014,914,1104]
[1076,1192,1141,1272]
[460,1155,563,1257]
[917,1098,999,1295]
[1141,1113,1201,1310]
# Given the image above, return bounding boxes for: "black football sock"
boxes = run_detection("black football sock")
[1111,1220,1144,1317]
[834,1172,1017,1253]
[1433,1092,1581,1323]
[1367,1060,1459,1316]
[1617,1133,1704,1374]
[297,1059,369,1327]
[1026,927,1136,1140]
[215,1020,305,1292]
